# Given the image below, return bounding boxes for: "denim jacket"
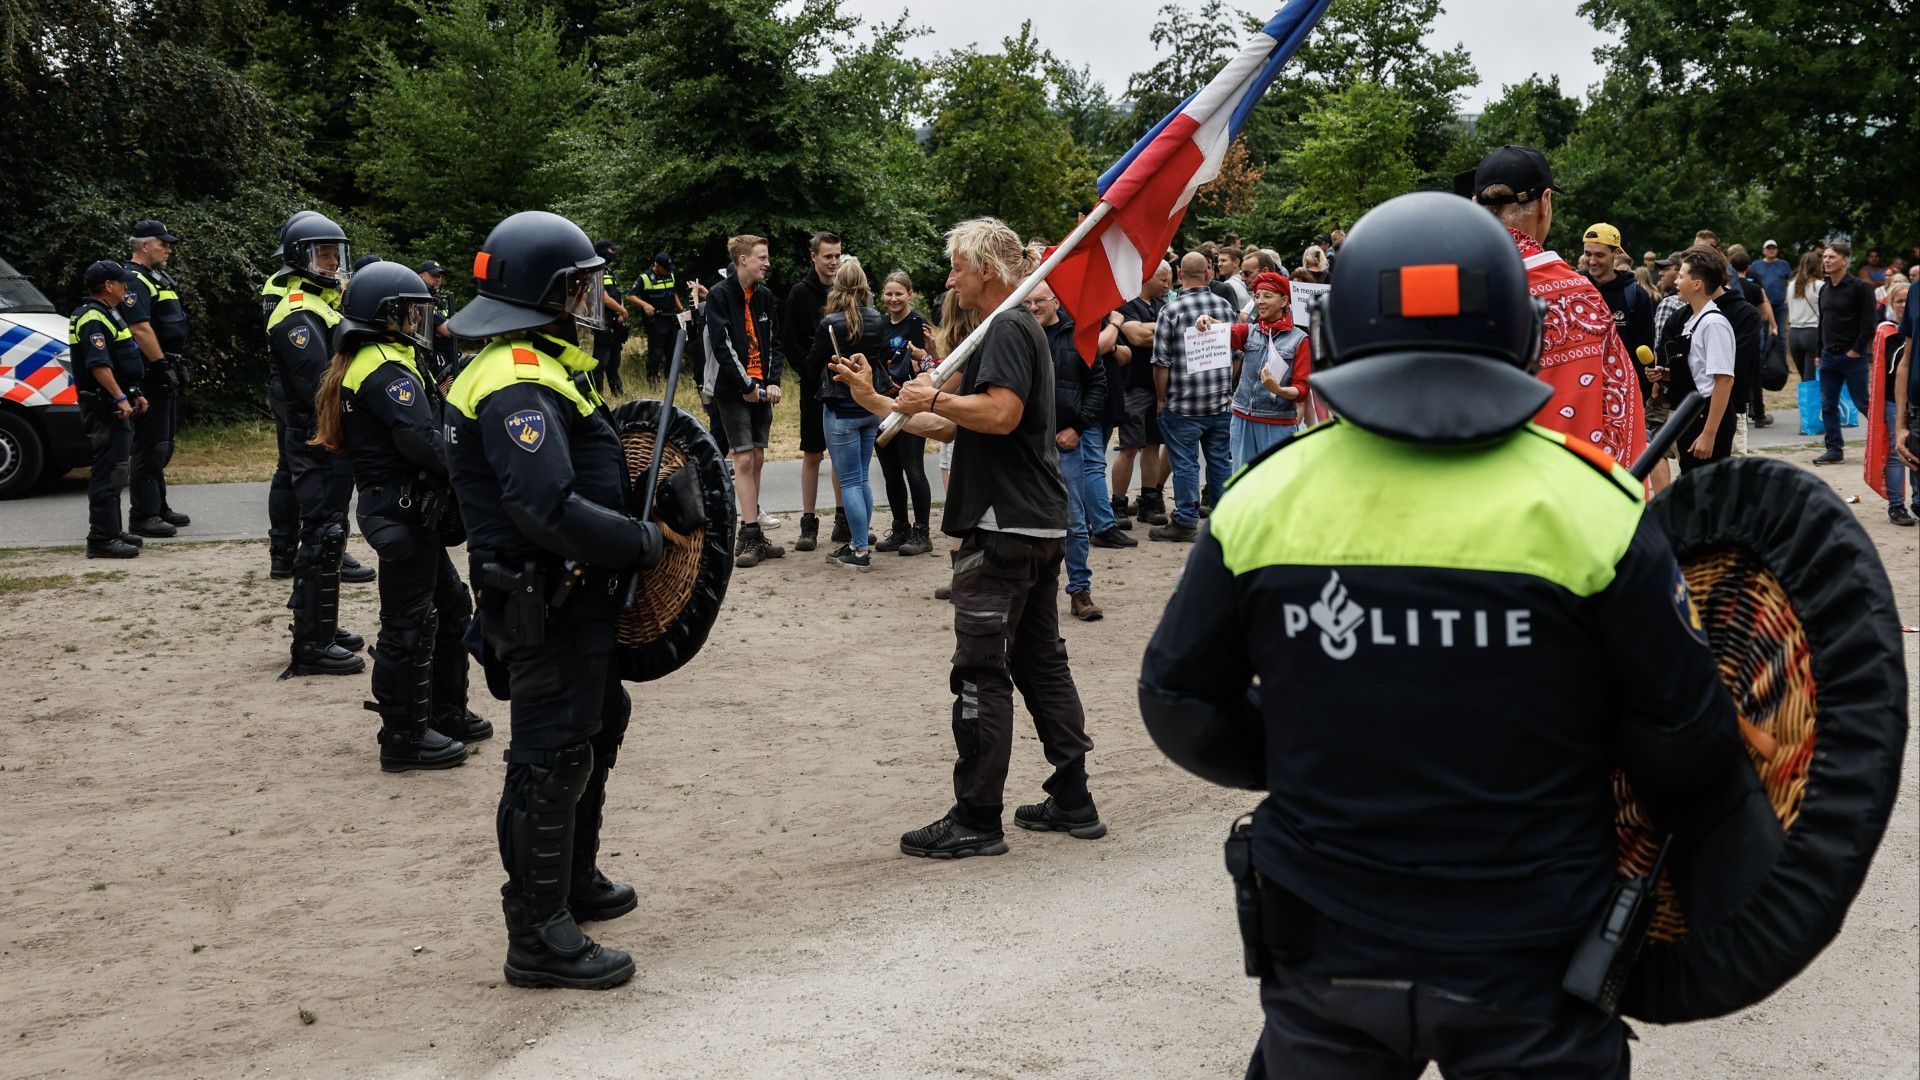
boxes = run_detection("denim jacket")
[1231,323,1308,422]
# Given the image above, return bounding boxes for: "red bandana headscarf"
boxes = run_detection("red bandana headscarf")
[1250,271,1294,331]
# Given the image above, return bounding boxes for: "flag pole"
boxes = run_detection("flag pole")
[876,200,1116,446]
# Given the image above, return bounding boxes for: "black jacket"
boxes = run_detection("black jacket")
[811,306,895,405]
[701,273,782,399]
[782,274,830,383]
[1819,274,1878,355]
[1042,314,1106,435]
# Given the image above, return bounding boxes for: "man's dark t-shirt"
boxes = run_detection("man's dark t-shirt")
[1118,295,1165,392]
[942,309,1067,538]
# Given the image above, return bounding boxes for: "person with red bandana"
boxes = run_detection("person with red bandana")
[1194,271,1311,473]
[1454,145,1647,466]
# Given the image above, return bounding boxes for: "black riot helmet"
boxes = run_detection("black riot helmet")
[335,260,436,352]
[447,211,607,338]
[1306,191,1550,444]
[282,212,352,290]
[272,209,321,258]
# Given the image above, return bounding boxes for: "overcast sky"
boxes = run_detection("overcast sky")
[834,0,1611,111]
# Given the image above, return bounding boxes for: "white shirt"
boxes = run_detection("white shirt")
[1682,305,1737,397]
[1787,280,1822,329]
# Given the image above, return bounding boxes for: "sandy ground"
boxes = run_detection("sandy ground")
[1,457,1914,1080]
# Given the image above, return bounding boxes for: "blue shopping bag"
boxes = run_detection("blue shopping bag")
[1797,380,1860,435]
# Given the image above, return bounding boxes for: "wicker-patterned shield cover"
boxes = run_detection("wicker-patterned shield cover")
[608,399,736,683]
[1615,457,1907,1022]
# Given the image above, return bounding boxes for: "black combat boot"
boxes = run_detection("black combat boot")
[830,507,851,544]
[875,523,910,553]
[270,546,295,579]
[86,537,140,559]
[340,552,377,584]
[795,512,820,552]
[569,754,638,923]
[282,523,365,678]
[335,628,365,652]
[1135,488,1169,526]
[499,745,635,990]
[1110,495,1134,531]
[898,523,933,557]
[368,606,466,771]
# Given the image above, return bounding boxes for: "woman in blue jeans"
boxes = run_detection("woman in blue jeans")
[810,257,895,570]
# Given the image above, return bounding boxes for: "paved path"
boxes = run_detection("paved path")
[0,410,1846,548]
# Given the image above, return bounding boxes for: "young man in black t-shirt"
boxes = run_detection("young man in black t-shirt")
[885,217,1103,859]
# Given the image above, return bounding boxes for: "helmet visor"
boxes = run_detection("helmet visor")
[387,296,437,351]
[305,240,352,286]
[563,268,607,330]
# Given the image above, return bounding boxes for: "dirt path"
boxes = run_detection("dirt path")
[1,459,1913,1080]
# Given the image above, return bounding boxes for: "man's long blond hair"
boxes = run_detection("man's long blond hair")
[944,217,1027,286]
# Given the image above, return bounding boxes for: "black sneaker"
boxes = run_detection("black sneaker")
[1812,450,1843,465]
[116,532,144,547]
[129,515,177,538]
[900,813,1008,859]
[1091,527,1137,549]
[1013,796,1108,839]
[269,548,294,579]
[160,508,191,527]
[1890,506,1916,527]
[85,538,140,559]
[1753,413,1774,429]
[830,546,872,573]
[1149,520,1198,543]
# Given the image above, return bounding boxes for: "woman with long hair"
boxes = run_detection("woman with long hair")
[1788,250,1825,382]
[311,260,490,772]
[872,270,935,556]
[809,257,894,571]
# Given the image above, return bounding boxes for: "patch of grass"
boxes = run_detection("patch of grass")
[172,420,280,484]
[298,1008,316,1025]
[0,572,76,598]
[88,882,106,892]
[82,570,127,583]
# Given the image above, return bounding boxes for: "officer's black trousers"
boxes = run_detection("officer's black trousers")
[82,399,132,542]
[266,387,297,554]
[591,329,625,397]
[129,377,176,520]
[644,319,677,381]
[372,533,472,724]
[946,530,1092,828]
[282,422,346,635]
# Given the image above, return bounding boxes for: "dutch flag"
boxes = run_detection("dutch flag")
[1049,0,1333,363]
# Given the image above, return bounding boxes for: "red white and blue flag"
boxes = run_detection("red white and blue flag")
[1048,0,1332,363]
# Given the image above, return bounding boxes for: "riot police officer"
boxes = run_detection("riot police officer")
[69,261,146,559]
[444,211,664,991]
[625,252,683,382]
[414,259,461,388]
[267,212,367,677]
[307,260,493,771]
[1139,192,1747,1076]
[587,239,627,396]
[123,219,192,537]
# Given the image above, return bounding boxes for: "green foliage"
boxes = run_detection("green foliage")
[1126,0,1243,141]
[1279,80,1422,233]
[1443,75,1583,181]
[355,0,593,287]
[1051,61,1134,165]
[926,24,1095,243]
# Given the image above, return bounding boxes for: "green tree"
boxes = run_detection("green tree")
[1443,74,1583,180]
[925,24,1094,242]
[1125,0,1245,141]
[567,0,940,290]
[355,0,593,280]
[1051,61,1133,165]
[1277,80,1422,233]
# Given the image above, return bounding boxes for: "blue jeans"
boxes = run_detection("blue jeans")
[1230,415,1295,475]
[1884,402,1913,509]
[1061,438,1092,596]
[1159,410,1231,527]
[1080,425,1116,535]
[823,407,879,552]
[1819,348,1871,453]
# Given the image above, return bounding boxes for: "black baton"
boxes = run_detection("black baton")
[622,324,689,612]
[1629,391,1705,481]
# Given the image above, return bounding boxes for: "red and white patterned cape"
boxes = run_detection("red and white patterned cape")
[1508,227,1647,465]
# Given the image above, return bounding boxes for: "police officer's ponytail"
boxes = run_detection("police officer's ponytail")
[308,347,352,454]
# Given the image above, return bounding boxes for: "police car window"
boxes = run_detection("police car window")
[0,257,56,314]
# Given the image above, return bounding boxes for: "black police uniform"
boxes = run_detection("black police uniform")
[443,210,663,991]
[123,260,189,524]
[1139,192,1746,1078]
[588,267,626,396]
[268,272,364,675]
[262,266,303,566]
[334,316,490,767]
[630,265,681,381]
[67,297,143,545]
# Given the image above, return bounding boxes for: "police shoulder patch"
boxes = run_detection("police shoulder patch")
[1671,565,1709,647]
[505,409,547,453]
[386,377,418,407]
[88,331,107,350]
[287,325,311,349]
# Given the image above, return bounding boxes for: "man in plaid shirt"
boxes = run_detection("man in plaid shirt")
[1150,252,1237,542]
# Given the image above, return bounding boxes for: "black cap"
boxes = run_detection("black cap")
[1451,144,1564,206]
[595,240,618,258]
[131,219,182,243]
[414,259,446,275]
[653,252,673,269]
[84,260,136,289]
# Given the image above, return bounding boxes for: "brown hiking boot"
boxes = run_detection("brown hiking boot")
[1069,590,1103,621]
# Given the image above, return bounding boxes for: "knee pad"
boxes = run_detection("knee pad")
[376,600,438,662]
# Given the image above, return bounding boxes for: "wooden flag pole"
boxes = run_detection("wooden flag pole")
[876,200,1117,446]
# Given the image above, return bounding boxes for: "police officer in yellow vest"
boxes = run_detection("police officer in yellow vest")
[263,211,325,578]
[1140,192,1745,1076]
[445,211,663,991]
[69,261,147,559]
[123,219,193,538]
[267,212,369,677]
[307,260,493,771]
[625,252,683,381]
[587,239,627,396]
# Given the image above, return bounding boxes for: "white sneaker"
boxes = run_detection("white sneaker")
[761,510,784,529]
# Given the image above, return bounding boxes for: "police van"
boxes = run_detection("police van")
[0,255,90,498]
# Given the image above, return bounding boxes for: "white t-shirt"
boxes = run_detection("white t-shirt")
[1682,305,1737,397]
[1786,280,1822,329]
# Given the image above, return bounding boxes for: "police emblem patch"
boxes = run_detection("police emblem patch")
[1672,566,1709,646]
[88,331,106,350]
[505,410,546,453]
[386,377,418,406]
[287,325,311,349]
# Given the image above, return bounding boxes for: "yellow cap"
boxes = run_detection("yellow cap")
[1583,222,1622,249]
